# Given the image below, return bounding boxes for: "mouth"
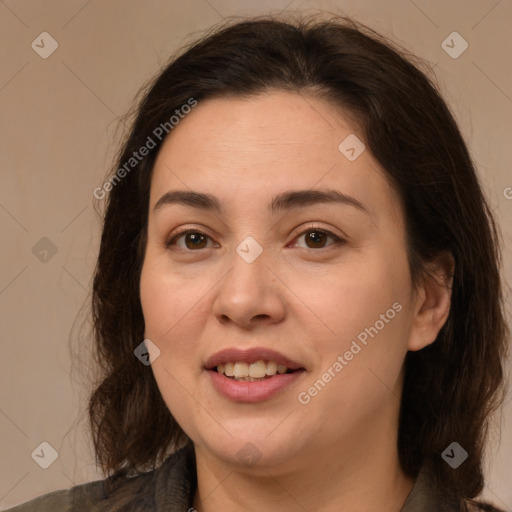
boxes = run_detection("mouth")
[205,347,305,378]
[213,360,298,381]
[205,348,306,403]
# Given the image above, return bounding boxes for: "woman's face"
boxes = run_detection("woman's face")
[140,91,426,471]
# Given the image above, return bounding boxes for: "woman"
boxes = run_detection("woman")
[8,14,509,512]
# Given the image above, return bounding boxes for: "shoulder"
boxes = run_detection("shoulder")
[401,466,460,511]
[4,471,156,512]
[3,489,70,512]
[4,444,196,512]
[464,501,508,512]
[3,479,104,512]
[402,466,506,512]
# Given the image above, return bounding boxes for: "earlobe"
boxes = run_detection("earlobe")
[407,251,455,352]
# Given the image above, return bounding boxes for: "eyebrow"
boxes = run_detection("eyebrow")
[153,189,369,215]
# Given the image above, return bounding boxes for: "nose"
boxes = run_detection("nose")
[212,244,286,330]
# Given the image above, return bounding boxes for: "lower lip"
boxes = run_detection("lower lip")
[207,369,305,403]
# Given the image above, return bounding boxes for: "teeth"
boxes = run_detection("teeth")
[249,360,267,378]
[266,361,278,376]
[216,360,292,379]
[224,361,234,377]
[233,362,249,378]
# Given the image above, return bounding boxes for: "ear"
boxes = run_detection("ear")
[407,251,455,352]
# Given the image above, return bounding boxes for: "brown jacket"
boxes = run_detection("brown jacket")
[5,444,461,511]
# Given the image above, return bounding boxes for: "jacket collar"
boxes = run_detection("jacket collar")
[400,465,458,511]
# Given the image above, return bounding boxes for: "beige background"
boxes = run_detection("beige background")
[1,0,511,509]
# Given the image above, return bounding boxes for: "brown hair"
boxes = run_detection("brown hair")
[88,14,510,510]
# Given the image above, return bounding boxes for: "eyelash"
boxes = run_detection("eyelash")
[165,225,346,252]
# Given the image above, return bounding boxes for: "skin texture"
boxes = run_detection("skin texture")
[139,91,453,512]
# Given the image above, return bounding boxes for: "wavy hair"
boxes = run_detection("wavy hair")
[88,13,510,510]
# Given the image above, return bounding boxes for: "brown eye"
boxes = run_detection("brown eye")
[166,230,213,250]
[304,230,328,249]
[293,227,345,250]
[166,226,345,253]
[183,232,208,249]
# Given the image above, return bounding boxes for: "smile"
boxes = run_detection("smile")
[216,360,294,381]
[204,347,306,402]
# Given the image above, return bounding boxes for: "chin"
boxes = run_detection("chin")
[196,425,306,471]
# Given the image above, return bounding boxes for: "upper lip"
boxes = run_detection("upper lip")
[205,347,305,371]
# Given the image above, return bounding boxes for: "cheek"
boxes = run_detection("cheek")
[150,357,206,444]
[299,254,407,339]
[140,259,208,342]
[295,248,411,396]
[140,265,208,437]
[140,269,174,340]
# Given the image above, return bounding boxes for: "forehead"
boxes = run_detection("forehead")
[156,92,353,160]
[149,91,403,223]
